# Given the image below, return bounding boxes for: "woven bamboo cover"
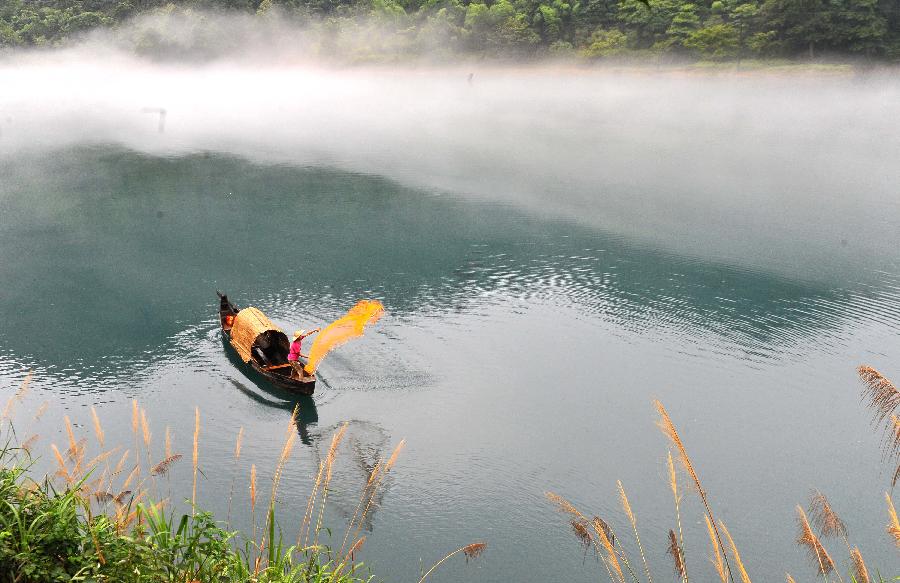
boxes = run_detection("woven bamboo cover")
[230,307,282,363]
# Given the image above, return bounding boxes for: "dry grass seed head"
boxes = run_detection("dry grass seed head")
[51,444,72,483]
[384,439,406,473]
[20,434,39,454]
[122,465,140,492]
[2,370,32,419]
[617,480,636,524]
[152,454,183,476]
[808,490,847,539]
[90,407,105,447]
[654,401,703,496]
[94,491,114,504]
[348,536,366,560]
[667,450,680,501]
[886,492,900,547]
[164,427,172,459]
[719,520,751,583]
[140,409,151,448]
[325,422,349,484]
[850,547,870,583]
[667,529,686,580]
[112,450,130,476]
[858,366,900,423]
[571,519,593,551]
[592,517,623,581]
[545,491,586,521]
[131,399,139,434]
[234,426,244,460]
[33,401,48,420]
[64,416,78,458]
[250,464,257,511]
[192,407,200,506]
[704,515,726,583]
[786,575,797,583]
[463,542,486,562]
[796,506,835,574]
[592,516,616,547]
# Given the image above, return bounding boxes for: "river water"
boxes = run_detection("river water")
[1,67,900,581]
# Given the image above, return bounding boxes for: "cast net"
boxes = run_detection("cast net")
[304,300,385,374]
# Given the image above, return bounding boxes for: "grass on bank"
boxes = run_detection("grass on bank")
[548,365,900,583]
[0,384,486,583]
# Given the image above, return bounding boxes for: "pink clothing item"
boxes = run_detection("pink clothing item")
[288,339,302,362]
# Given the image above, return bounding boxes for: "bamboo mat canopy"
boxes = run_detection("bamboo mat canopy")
[229,307,286,363]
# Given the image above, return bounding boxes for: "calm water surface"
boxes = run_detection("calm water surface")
[1,145,899,581]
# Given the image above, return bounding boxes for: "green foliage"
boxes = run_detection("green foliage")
[581,26,627,57]
[0,445,369,583]
[0,0,898,60]
[684,22,739,58]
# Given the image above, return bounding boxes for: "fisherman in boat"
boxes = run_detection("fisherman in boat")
[288,328,319,378]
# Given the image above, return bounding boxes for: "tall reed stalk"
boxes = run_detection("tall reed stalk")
[654,400,734,583]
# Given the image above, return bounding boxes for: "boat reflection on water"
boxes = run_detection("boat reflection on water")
[228,375,393,531]
[227,378,319,443]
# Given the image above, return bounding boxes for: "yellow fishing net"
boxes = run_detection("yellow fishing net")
[304,300,385,374]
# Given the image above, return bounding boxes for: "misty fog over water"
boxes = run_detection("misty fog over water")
[2,29,900,583]
[3,45,900,282]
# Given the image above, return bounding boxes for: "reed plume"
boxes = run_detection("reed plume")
[347,535,366,560]
[348,439,405,547]
[112,450,129,476]
[271,408,299,502]
[667,451,687,580]
[849,547,870,583]
[226,426,244,524]
[192,407,199,509]
[113,490,132,504]
[339,459,382,556]
[83,448,118,472]
[131,400,139,434]
[234,426,244,460]
[571,519,593,555]
[796,505,835,576]
[64,415,79,458]
[140,409,151,449]
[592,516,616,548]
[151,454,183,476]
[33,401,48,420]
[313,422,348,548]
[858,366,900,423]
[90,406,105,447]
[703,515,726,582]
[51,443,72,483]
[20,434,39,454]
[546,491,587,521]
[164,427,172,459]
[250,463,257,512]
[121,465,140,492]
[886,492,900,547]
[594,516,624,583]
[618,480,653,583]
[94,491,114,504]
[416,542,487,583]
[719,521,751,583]
[655,400,733,583]
[786,575,797,583]
[301,460,326,547]
[667,529,686,582]
[808,490,848,543]
[2,370,32,419]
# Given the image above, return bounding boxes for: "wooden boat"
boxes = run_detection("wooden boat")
[218,292,316,395]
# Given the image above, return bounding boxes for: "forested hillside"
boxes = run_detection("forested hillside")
[1,0,898,61]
